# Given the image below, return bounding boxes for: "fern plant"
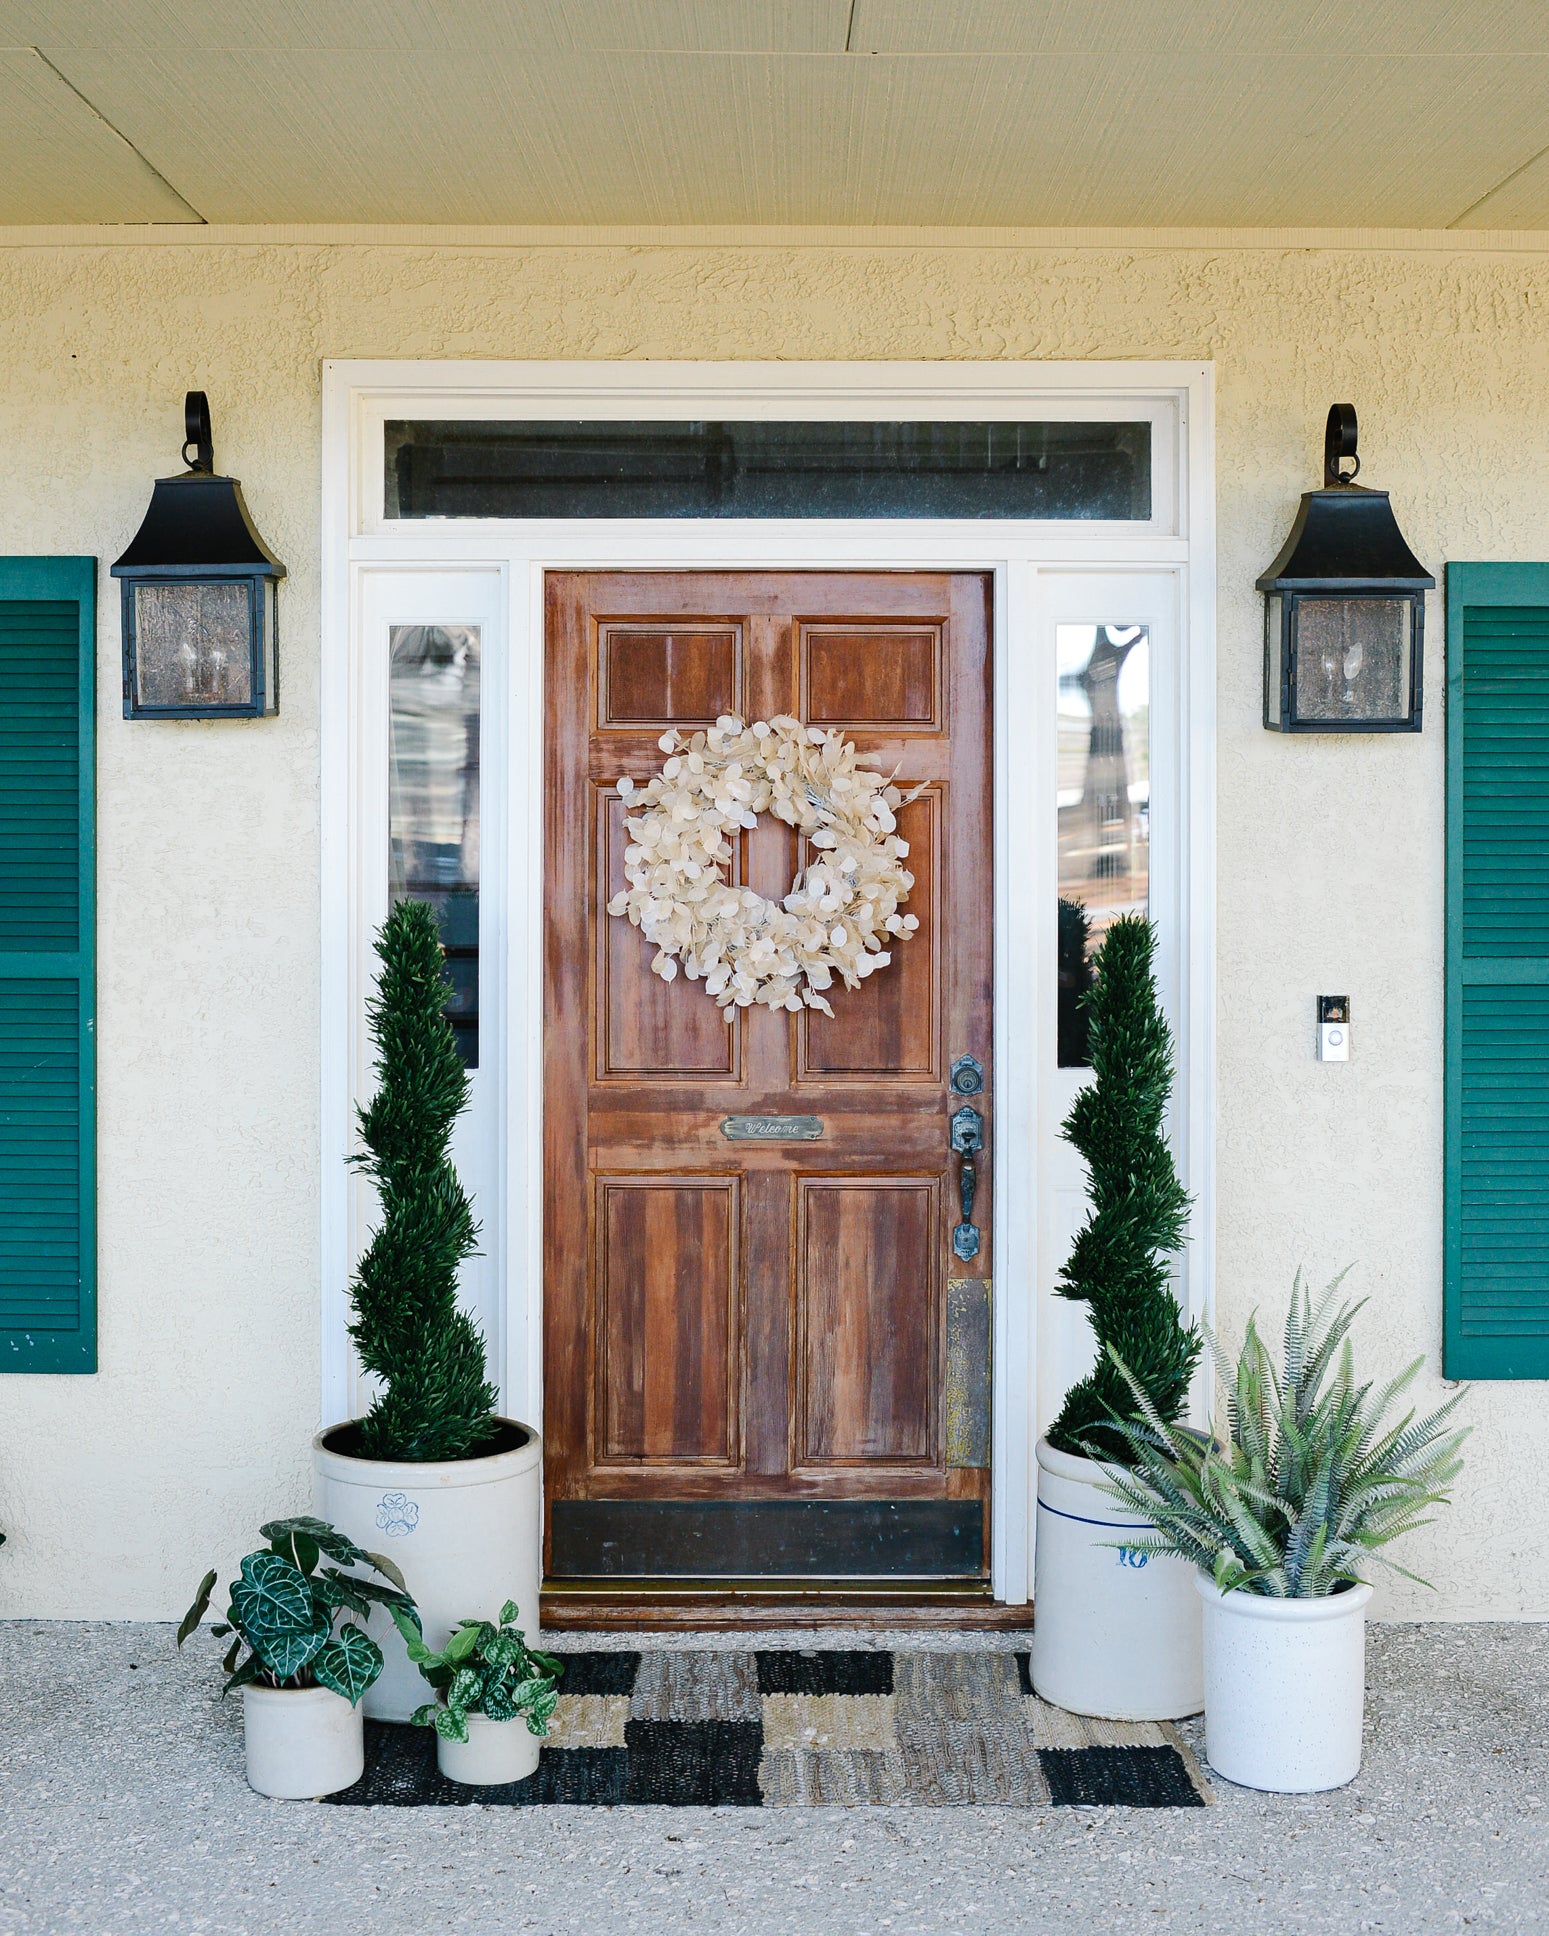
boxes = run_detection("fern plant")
[1047,913,1200,1463]
[178,1516,420,1702]
[1095,1273,1470,1597]
[348,899,500,1462]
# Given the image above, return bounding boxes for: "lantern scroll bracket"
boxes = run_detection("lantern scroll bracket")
[183,390,214,475]
[1324,402,1360,487]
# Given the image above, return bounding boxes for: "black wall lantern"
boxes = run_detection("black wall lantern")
[1258,405,1434,733]
[111,392,285,719]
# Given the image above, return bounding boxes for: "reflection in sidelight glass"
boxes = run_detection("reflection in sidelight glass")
[1056,624,1150,1066]
[389,624,481,1067]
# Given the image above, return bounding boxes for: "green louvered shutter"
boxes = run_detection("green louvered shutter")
[1446,562,1549,1378]
[0,558,95,1373]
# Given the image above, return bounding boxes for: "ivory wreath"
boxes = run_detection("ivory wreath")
[606,713,921,1018]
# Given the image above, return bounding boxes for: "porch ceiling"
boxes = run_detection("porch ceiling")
[4,1,1549,230]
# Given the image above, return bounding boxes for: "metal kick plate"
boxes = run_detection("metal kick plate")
[721,1114,824,1142]
[549,1498,983,1578]
[945,1278,992,1468]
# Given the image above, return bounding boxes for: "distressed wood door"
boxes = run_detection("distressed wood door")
[544,570,992,1595]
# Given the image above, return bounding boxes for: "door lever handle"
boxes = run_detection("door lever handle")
[950,1105,983,1261]
[958,1150,978,1222]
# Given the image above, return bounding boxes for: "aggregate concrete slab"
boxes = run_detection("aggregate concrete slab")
[1,1620,1544,1935]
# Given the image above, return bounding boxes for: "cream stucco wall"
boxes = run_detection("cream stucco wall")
[1,229,1545,1622]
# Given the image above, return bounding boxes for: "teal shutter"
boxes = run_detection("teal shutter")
[1446,562,1549,1378]
[0,559,95,1373]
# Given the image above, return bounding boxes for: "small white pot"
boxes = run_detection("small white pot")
[1198,1575,1373,1792]
[1029,1437,1203,1720]
[436,1712,542,1787]
[241,1684,364,1800]
[314,1418,542,1721]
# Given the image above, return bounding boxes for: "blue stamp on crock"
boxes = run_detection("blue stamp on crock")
[375,1491,420,1537]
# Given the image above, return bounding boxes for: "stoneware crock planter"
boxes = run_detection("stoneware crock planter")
[1198,1575,1373,1792]
[241,1684,364,1800]
[313,1418,542,1721]
[1029,1436,1204,1720]
[437,1712,542,1787]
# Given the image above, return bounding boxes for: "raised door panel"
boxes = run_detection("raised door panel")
[797,789,941,1080]
[594,788,742,1080]
[796,1176,939,1466]
[597,622,743,729]
[596,1177,739,1465]
[800,622,945,731]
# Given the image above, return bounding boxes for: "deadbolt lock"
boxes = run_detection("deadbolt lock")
[949,1054,985,1095]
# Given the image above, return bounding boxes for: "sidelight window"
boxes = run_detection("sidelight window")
[1056,623,1150,1067]
[388,623,481,1066]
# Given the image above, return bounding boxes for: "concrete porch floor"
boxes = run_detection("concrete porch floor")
[1,1620,1543,1935]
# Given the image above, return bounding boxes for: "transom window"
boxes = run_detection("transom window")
[384,419,1153,522]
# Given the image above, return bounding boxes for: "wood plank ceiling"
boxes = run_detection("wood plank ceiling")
[2,0,1549,227]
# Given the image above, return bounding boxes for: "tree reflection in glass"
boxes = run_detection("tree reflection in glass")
[388,624,481,1067]
[1056,624,1150,1067]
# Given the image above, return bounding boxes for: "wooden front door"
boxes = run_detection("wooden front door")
[544,570,992,1603]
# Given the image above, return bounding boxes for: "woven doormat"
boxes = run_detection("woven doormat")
[325,1650,1210,1808]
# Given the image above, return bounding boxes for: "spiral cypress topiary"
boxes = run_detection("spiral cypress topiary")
[1047,912,1200,1464]
[1057,895,1095,1068]
[348,899,499,1462]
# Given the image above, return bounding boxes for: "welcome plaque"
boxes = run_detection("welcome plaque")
[720,1115,824,1142]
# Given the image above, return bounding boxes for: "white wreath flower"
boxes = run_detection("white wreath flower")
[606,712,922,1018]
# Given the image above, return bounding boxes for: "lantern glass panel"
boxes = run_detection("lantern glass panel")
[1293,595,1411,723]
[261,578,277,711]
[1263,593,1283,725]
[131,580,254,710]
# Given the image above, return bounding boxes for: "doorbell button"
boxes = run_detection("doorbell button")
[1318,996,1350,1062]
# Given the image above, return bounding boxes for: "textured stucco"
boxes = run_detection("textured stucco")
[1,234,1547,1621]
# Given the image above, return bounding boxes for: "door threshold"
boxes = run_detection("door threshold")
[541,1577,1032,1631]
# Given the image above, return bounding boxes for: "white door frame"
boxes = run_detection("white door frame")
[321,359,1216,1606]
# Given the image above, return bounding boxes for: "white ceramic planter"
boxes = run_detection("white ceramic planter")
[437,1712,542,1787]
[1029,1436,1203,1720]
[1198,1575,1373,1792]
[313,1418,542,1721]
[241,1684,364,1800]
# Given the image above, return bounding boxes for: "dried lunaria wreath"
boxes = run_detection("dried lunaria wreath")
[607,713,922,1018]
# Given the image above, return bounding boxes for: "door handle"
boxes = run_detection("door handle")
[950,1104,983,1261]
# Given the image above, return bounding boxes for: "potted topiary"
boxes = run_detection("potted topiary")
[1030,912,1204,1721]
[314,900,541,1719]
[393,1599,563,1786]
[1097,1274,1469,1791]
[177,1516,419,1799]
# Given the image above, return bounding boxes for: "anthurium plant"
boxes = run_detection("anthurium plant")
[390,1600,562,1743]
[178,1516,421,1704]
